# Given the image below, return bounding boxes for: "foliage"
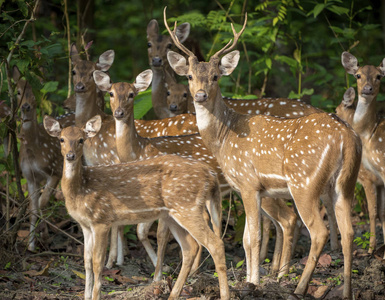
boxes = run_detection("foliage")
[353,232,374,250]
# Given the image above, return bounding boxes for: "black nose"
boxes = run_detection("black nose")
[114,108,125,119]
[75,82,85,92]
[169,104,178,111]
[152,57,162,67]
[194,90,208,102]
[21,103,31,112]
[66,152,75,161]
[362,85,373,95]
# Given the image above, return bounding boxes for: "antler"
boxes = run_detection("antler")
[212,13,248,59]
[163,7,196,58]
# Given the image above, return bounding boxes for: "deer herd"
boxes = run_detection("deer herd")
[4,6,385,300]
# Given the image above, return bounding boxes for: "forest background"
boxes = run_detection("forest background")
[1,0,385,246]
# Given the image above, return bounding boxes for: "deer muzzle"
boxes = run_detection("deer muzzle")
[114,107,125,119]
[194,90,208,102]
[152,57,163,67]
[361,84,373,96]
[169,103,178,111]
[66,152,76,161]
[75,82,86,93]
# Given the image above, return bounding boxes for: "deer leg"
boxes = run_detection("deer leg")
[81,225,94,300]
[378,186,385,259]
[27,182,40,251]
[241,190,261,285]
[92,224,110,300]
[262,198,296,277]
[38,175,60,209]
[106,225,118,269]
[260,213,271,263]
[360,177,378,253]
[137,222,157,266]
[166,218,199,299]
[291,189,329,297]
[334,191,354,299]
[190,210,210,276]
[117,226,126,265]
[153,219,170,281]
[321,194,340,250]
[170,210,230,300]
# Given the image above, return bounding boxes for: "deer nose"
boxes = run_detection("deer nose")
[362,85,373,95]
[169,104,178,111]
[152,57,162,67]
[66,152,76,161]
[21,103,31,112]
[194,90,208,102]
[75,82,85,92]
[114,108,125,119]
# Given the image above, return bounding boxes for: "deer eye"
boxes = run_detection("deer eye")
[213,75,218,81]
[356,74,361,79]
[109,92,114,97]
[79,138,84,144]
[167,43,172,49]
[147,42,152,48]
[188,75,193,81]
[72,70,76,75]
[60,138,64,143]
[183,93,187,97]
[129,93,134,98]
[377,74,382,80]
[167,91,170,96]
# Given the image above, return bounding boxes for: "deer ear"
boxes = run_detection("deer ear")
[96,50,115,71]
[134,70,153,92]
[175,23,190,43]
[343,87,355,107]
[93,71,112,91]
[378,58,385,77]
[84,115,102,138]
[147,19,159,38]
[44,115,62,138]
[341,52,359,75]
[70,43,80,65]
[167,51,189,76]
[12,65,21,82]
[220,50,240,76]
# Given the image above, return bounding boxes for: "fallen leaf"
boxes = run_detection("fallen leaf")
[132,276,149,282]
[71,269,85,279]
[23,262,51,277]
[300,253,331,267]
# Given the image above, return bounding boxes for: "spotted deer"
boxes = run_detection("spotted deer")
[94,69,299,278]
[147,19,190,119]
[165,78,193,115]
[340,52,385,257]
[43,114,229,300]
[13,66,63,251]
[165,9,361,299]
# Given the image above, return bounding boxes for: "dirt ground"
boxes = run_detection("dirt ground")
[0,200,385,300]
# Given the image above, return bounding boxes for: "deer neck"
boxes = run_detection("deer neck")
[353,95,378,139]
[61,158,83,202]
[20,116,40,145]
[194,90,240,155]
[75,89,105,127]
[151,65,175,117]
[115,114,149,162]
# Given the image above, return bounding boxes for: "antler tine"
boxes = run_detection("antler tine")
[212,12,248,59]
[163,7,195,58]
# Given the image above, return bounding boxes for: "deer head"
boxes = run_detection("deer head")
[165,80,190,115]
[44,114,102,161]
[341,52,385,103]
[70,44,115,93]
[165,8,246,112]
[93,70,152,121]
[147,19,190,68]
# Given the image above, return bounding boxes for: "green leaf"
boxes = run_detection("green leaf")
[265,58,272,69]
[104,276,114,282]
[236,260,244,269]
[134,90,152,119]
[327,5,349,16]
[313,4,325,18]
[41,81,59,95]
[293,49,301,64]
[16,0,29,17]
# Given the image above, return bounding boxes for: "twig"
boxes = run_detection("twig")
[63,0,72,98]
[0,19,29,39]
[0,191,84,246]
